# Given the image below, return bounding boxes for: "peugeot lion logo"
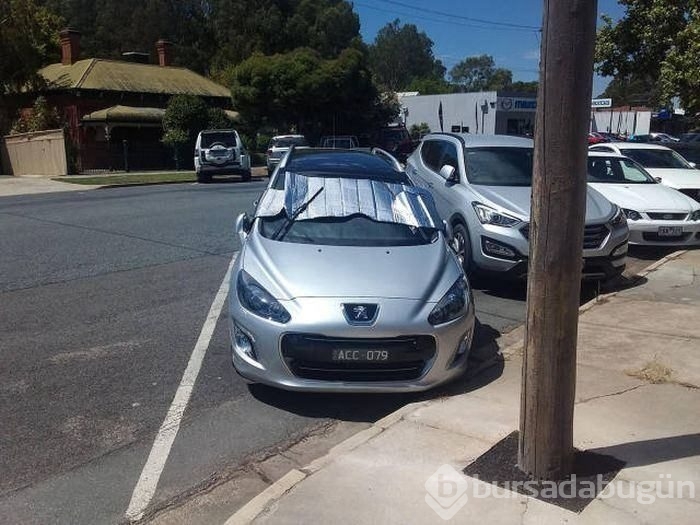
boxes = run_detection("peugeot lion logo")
[343,304,378,325]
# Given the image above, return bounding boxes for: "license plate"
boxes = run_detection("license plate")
[332,349,389,362]
[658,226,683,237]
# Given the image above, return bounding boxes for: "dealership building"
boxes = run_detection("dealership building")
[398,91,652,136]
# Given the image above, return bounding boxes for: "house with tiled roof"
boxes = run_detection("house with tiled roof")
[16,29,235,172]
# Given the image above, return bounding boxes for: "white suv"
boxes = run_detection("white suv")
[406,133,629,281]
[194,129,251,183]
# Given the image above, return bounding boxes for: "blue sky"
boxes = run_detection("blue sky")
[354,0,625,96]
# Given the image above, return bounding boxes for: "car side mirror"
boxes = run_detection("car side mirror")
[690,162,697,169]
[440,164,458,183]
[235,212,252,243]
[654,177,663,183]
[442,220,453,242]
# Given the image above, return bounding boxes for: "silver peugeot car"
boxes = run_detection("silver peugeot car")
[228,149,475,392]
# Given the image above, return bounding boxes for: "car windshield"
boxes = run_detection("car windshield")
[201,132,237,148]
[464,147,534,186]
[619,148,691,169]
[258,213,437,246]
[272,137,308,148]
[587,157,655,184]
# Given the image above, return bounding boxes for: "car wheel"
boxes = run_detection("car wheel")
[241,170,252,182]
[197,172,211,183]
[451,222,474,274]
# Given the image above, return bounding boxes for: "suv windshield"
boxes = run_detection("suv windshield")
[587,157,655,184]
[619,148,691,169]
[464,147,533,186]
[272,137,308,148]
[201,132,237,148]
[259,214,437,247]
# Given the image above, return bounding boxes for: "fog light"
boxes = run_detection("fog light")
[482,237,517,259]
[233,324,256,360]
[612,243,628,257]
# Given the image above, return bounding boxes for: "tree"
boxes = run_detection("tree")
[406,76,454,95]
[599,75,656,106]
[595,0,689,109]
[11,96,62,133]
[368,19,445,92]
[0,0,64,94]
[510,80,539,95]
[409,122,430,139]
[226,47,397,139]
[450,54,513,92]
[660,4,700,115]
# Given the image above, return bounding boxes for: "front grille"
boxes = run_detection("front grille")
[647,212,688,221]
[521,223,608,249]
[679,188,700,203]
[642,232,692,242]
[281,334,435,382]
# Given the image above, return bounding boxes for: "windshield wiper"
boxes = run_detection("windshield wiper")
[273,187,325,240]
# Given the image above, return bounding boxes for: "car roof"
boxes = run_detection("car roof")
[277,148,410,185]
[588,151,626,158]
[424,133,533,148]
[272,134,305,140]
[605,142,672,151]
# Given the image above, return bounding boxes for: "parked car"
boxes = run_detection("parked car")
[629,133,680,143]
[266,134,309,176]
[588,132,609,145]
[679,133,700,143]
[587,152,700,246]
[194,129,251,183]
[406,134,629,281]
[319,135,359,149]
[230,148,475,392]
[371,124,417,163]
[589,142,700,202]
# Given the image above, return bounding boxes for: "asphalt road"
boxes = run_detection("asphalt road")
[0,181,663,524]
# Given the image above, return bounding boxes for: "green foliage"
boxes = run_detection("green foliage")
[409,122,430,139]
[162,95,210,146]
[450,55,513,92]
[368,19,445,92]
[510,81,538,95]
[0,0,64,94]
[11,96,62,133]
[206,107,234,130]
[227,47,397,138]
[595,0,690,109]
[660,4,700,115]
[406,77,454,95]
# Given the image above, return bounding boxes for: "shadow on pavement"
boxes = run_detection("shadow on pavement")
[589,433,700,468]
[628,245,679,261]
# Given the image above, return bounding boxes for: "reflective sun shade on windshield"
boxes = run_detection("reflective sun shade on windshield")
[256,172,441,229]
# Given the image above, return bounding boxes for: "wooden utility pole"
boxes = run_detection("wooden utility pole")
[518,0,598,480]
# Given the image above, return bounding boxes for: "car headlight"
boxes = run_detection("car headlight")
[428,278,470,326]
[621,208,641,221]
[690,210,700,221]
[472,202,522,227]
[237,270,291,323]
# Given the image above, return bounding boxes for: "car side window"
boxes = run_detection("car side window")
[439,141,459,179]
[421,140,445,172]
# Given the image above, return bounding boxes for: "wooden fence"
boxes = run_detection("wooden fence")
[1,129,68,176]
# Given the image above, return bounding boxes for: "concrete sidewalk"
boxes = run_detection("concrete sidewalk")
[0,175,101,197]
[220,250,700,525]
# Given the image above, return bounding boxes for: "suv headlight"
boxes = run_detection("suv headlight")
[472,202,521,227]
[428,278,470,326]
[237,270,291,323]
[609,206,628,226]
[690,210,700,221]
[621,208,641,221]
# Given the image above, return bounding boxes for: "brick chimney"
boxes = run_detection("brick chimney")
[59,28,81,65]
[155,40,174,67]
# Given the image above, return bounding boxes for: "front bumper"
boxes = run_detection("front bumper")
[627,220,700,246]
[228,292,476,393]
[470,222,628,280]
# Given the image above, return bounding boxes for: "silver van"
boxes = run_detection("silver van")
[194,129,251,182]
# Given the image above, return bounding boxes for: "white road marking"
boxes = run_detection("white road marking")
[125,252,238,521]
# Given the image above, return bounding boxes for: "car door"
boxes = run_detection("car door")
[406,140,438,189]
[431,138,466,221]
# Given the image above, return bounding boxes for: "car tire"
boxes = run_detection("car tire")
[241,170,252,182]
[197,172,211,183]
[451,222,474,274]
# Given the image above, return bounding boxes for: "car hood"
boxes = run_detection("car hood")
[241,228,461,301]
[588,183,699,212]
[473,185,614,223]
[642,168,700,189]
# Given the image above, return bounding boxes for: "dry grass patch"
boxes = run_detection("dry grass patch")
[626,358,674,384]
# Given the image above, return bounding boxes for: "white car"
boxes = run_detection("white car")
[587,152,700,246]
[266,135,309,176]
[590,142,700,203]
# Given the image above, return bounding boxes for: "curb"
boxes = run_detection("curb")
[221,250,686,524]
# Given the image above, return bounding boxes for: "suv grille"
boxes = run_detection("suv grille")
[281,334,435,382]
[647,212,688,221]
[521,223,608,249]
